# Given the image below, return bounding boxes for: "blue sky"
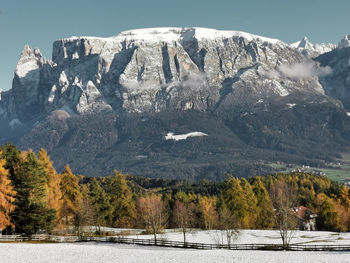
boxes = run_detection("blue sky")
[1,0,350,91]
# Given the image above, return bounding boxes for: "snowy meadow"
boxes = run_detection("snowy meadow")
[1,230,350,263]
[1,242,350,263]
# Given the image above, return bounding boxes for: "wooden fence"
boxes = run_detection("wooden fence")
[1,235,350,251]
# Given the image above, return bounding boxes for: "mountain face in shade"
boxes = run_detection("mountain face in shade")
[316,46,350,109]
[1,27,350,180]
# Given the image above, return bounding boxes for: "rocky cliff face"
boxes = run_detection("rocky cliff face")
[0,28,329,120]
[1,27,350,179]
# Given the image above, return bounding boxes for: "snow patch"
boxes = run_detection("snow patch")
[272,80,289,97]
[286,103,296,109]
[63,27,286,46]
[16,60,39,78]
[48,85,57,103]
[72,52,79,59]
[165,132,208,141]
[189,27,283,45]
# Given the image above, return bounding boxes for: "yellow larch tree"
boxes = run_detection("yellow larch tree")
[38,149,62,221]
[0,152,16,230]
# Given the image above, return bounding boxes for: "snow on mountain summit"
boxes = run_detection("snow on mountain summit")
[60,27,285,45]
[338,35,350,48]
[290,37,335,58]
[15,45,46,78]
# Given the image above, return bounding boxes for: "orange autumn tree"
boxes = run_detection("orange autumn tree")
[0,153,16,230]
[59,165,82,226]
[199,196,218,230]
[38,149,62,222]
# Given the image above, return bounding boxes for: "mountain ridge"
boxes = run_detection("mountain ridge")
[1,27,350,180]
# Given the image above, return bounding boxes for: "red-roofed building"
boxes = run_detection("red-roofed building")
[294,206,317,230]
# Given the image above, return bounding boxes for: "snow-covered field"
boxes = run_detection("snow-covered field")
[2,230,350,263]
[128,229,350,246]
[1,242,350,263]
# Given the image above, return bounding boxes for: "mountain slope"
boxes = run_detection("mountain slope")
[1,27,350,180]
[315,46,350,109]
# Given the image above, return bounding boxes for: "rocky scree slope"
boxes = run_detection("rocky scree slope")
[1,27,349,180]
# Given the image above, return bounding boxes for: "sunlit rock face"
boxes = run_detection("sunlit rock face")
[1,27,329,121]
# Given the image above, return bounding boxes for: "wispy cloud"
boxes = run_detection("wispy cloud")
[261,62,332,80]
[277,62,332,79]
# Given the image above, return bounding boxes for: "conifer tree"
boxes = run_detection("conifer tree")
[1,143,21,185]
[108,170,136,227]
[251,177,275,229]
[0,153,16,231]
[59,165,82,226]
[11,151,56,236]
[89,178,112,233]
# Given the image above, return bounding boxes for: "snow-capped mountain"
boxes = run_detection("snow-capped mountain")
[1,27,350,179]
[338,35,350,48]
[290,37,336,58]
[1,27,326,121]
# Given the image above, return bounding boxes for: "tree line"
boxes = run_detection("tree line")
[1,144,350,240]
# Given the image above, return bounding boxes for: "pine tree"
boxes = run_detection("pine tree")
[1,143,21,185]
[59,165,82,226]
[89,178,112,233]
[11,151,56,236]
[0,153,16,231]
[251,177,275,229]
[38,149,62,223]
[108,170,136,227]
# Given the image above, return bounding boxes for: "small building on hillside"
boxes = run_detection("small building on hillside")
[294,206,317,231]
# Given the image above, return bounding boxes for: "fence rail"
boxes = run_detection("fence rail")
[1,235,350,251]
